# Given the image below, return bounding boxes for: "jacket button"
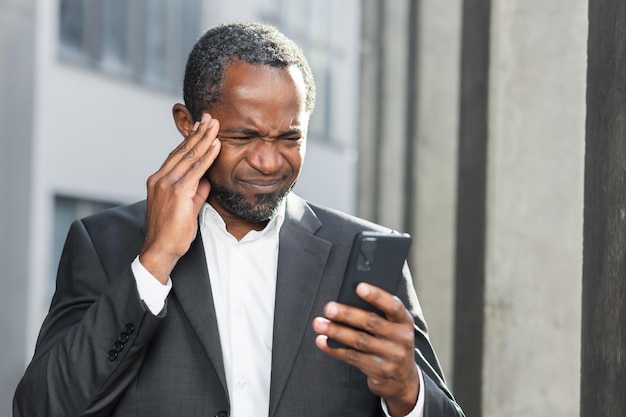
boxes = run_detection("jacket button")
[113,341,124,352]
[124,323,135,334]
[118,332,130,343]
[107,350,118,361]
[215,411,228,417]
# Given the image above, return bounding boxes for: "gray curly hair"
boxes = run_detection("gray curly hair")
[183,22,316,121]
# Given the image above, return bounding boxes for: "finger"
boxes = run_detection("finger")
[313,318,418,401]
[313,326,401,382]
[152,118,220,189]
[355,283,413,324]
[313,313,395,355]
[191,139,221,207]
[322,299,414,351]
[168,114,215,166]
[156,113,216,178]
[167,113,210,159]
[193,177,211,208]
[164,125,221,191]
[323,300,386,335]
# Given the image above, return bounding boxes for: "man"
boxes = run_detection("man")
[14,23,464,417]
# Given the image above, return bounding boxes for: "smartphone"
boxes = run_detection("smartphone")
[327,231,412,348]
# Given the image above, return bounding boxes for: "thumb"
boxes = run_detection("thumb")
[193,177,211,211]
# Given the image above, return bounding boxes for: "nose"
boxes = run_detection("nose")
[247,138,282,174]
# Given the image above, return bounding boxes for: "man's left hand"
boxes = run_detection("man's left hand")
[312,283,420,417]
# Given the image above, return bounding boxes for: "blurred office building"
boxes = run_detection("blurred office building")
[0,0,361,413]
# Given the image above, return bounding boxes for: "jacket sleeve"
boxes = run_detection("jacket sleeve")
[13,218,164,417]
[397,263,465,417]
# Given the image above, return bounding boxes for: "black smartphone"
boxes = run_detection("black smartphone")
[327,231,412,348]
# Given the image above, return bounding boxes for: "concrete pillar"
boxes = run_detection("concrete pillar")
[581,0,626,415]
[358,0,412,232]
[454,0,587,416]
[413,0,462,382]
[453,2,490,414]
[360,0,464,388]
[357,0,380,222]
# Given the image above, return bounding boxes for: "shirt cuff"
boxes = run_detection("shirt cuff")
[380,365,425,417]
[131,256,172,315]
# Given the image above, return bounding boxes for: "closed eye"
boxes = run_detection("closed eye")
[218,136,254,142]
[218,136,302,143]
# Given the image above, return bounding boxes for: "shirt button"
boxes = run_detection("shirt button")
[235,307,243,317]
[238,378,248,389]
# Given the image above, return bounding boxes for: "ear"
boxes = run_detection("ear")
[172,103,194,137]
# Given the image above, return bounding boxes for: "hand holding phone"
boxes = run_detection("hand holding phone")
[327,231,412,348]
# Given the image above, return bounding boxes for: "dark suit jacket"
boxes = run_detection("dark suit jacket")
[14,193,464,417]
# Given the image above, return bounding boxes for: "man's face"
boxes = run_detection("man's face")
[205,61,309,223]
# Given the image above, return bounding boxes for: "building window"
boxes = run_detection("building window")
[58,0,203,93]
[51,195,120,298]
[260,0,348,145]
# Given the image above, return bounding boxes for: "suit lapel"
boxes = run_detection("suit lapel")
[153,195,330,414]
[170,231,229,401]
[269,195,332,417]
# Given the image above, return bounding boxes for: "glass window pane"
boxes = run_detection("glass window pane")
[181,0,202,57]
[177,0,203,89]
[142,0,168,86]
[57,0,224,93]
[59,0,87,60]
[101,0,130,74]
[51,196,119,299]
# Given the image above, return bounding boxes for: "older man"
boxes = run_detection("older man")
[14,22,464,417]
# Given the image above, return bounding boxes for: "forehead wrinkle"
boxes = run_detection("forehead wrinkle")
[220,117,306,138]
[217,99,306,137]
[214,61,308,137]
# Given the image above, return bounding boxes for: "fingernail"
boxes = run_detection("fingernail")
[357,283,370,296]
[326,302,338,317]
[315,335,329,348]
[211,138,220,148]
[191,121,200,132]
[313,317,329,332]
[200,113,209,124]
[207,118,216,128]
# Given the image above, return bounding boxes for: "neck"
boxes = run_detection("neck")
[208,200,269,241]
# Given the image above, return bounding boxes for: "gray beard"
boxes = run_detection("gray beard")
[209,184,289,223]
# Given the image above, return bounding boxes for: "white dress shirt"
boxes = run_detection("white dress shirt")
[198,201,283,417]
[131,201,424,417]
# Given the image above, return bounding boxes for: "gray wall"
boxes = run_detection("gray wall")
[455,1,587,416]
[0,1,35,415]
[361,1,587,417]
[478,1,586,415]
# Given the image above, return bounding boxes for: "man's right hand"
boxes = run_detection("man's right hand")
[139,113,221,284]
